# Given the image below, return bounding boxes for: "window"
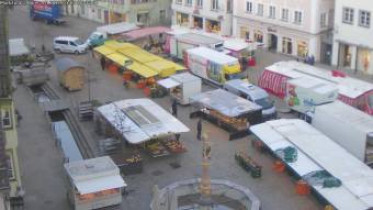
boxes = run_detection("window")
[186,0,192,6]
[227,0,232,13]
[320,12,327,27]
[175,0,182,4]
[257,4,263,16]
[269,6,276,19]
[6,152,15,180]
[282,37,292,54]
[246,2,253,13]
[343,7,354,24]
[294,11,302,24]
[254,31,263,43]
[282,8,289,22]
[1,109,12,129]
[80,5,85,15]
[211,0,219,10]
[69,41,77,46]
[160,10,166,22]
[359,10,371,28]
[197,0,202,8]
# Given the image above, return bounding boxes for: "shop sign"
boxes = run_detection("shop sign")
[267,27,277,33]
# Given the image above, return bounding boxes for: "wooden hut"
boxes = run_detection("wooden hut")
[56,57,85,91]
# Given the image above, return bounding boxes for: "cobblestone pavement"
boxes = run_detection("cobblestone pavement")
[10,6,373,210]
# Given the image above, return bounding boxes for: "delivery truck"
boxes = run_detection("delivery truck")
[86,22,139,47]
[259,61,373,115]
[285,76,338,114]
[185,47,242,85]
[167,31,224,60]
[307,101,373,166]
[30,0,65,25]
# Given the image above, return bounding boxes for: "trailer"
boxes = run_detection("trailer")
[86,22,139,46]
[285,77,338,114]
[30,0,65,25]
[308,101,373,166]
[259,61,373,115]
[185,47,242,85]
[167,32,224,60]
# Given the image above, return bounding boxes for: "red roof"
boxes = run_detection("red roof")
[122,26,171,41]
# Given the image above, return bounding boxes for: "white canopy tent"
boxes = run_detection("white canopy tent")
[250,119,373,210]
[64,156,126,195]
[9,38,30,57]
[97,99,190,144]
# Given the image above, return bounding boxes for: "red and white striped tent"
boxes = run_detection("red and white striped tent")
[259,61,373,114]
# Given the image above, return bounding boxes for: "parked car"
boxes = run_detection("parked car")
[224,79,277,120]
[53,36,88,54]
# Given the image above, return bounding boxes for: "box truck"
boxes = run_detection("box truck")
[30,0,65,25]
[185,47,242,85]
[259,61,373,115]
[308,101,373,166]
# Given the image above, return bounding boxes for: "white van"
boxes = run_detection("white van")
[224,79,277,120]
[53,36,88,54]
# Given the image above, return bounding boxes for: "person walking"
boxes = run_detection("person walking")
[172,99,178,117]
[100,56,106,71]
[197,119,202,140]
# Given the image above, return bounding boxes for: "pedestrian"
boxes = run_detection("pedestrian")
[89,45,94,58]
[100,56,106,71]
[197,119,202,140]
[172,99,178,117]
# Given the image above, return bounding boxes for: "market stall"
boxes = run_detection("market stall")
[190,89,262,140]
[157,72,201,105]
[96,99,190,157]
[224,39,257,67]
[64,156,126,210]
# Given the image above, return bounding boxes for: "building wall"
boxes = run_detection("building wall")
[171,0,233,36]
[233,0,334,61]
[0,99,22,198]
[332,0,373,74]
[68,0,172,26]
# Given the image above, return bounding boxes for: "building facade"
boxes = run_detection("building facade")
[332,0,373,75]
[171,0,234,36]
[233,0,334,63]
[65,0,172,26]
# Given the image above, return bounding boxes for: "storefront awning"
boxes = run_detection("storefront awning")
[75,175,126,194]
[127,62,158,78]
[94,45,115,56]
[106,53,131,67]
[157,78,180,89]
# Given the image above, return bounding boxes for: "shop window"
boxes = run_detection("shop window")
[1,109,12,129]
[176,12,189,26]
[137,12,149,24]
[297,41,308,57]
[240,27,249,40]
[160,10,166,22]
[193,16,203,29]
[206,20,220,33]
[254,31,263,43]
[294,11,302,24]
[343,7,354,24]
[282,37,292,55]
[359,10,371,28]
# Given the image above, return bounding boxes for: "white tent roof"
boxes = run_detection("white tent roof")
[9,38,30,56]
[64,156,126,194]
[187,47,238,65]
[265,61,373,98]
[157,78,180,89]
[250,119,373,210]
[96,22,139,35]
[97,99,190,144]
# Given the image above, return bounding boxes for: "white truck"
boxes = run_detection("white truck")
[185,47,242,86]
[86,22,139,47]
[224,79,277,120]
[285,76,339,114]
[167,31,224,60]
[308,100,373,166]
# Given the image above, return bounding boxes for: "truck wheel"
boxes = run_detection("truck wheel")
[74,50,79,55]
[55,49,61,54]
